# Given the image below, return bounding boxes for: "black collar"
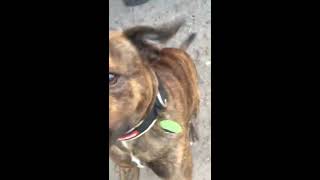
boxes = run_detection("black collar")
[117,78,167,141]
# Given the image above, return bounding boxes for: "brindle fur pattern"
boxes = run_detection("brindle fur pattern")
[109,19,200,180]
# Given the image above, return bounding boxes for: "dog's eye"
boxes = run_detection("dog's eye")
[109,73,118,85]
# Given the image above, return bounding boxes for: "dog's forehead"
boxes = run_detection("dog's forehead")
[109,31,142,74]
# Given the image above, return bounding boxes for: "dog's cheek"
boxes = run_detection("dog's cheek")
[109,98,129,129]
[108,98,119,129]
[109,92,139,130]
[109,84,134,123]
[126,80,146,111]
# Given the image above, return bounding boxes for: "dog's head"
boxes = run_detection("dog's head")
[108,19,185,145]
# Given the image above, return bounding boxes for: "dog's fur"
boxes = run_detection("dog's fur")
[109,19,200,180]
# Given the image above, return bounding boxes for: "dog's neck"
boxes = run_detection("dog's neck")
[117,74,167,142]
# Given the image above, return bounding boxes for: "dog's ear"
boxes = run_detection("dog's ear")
[124,18,185,62]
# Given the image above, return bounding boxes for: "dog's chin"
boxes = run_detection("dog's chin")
[109,123,131,148]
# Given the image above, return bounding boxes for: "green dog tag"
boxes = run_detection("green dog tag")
[159,120,182,134]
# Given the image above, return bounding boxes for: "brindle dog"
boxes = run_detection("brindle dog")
[109,19,200,180]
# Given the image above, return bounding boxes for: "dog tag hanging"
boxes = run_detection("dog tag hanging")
[159,120,182,134]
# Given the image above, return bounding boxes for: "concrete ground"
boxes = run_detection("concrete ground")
[109,0,211,179]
